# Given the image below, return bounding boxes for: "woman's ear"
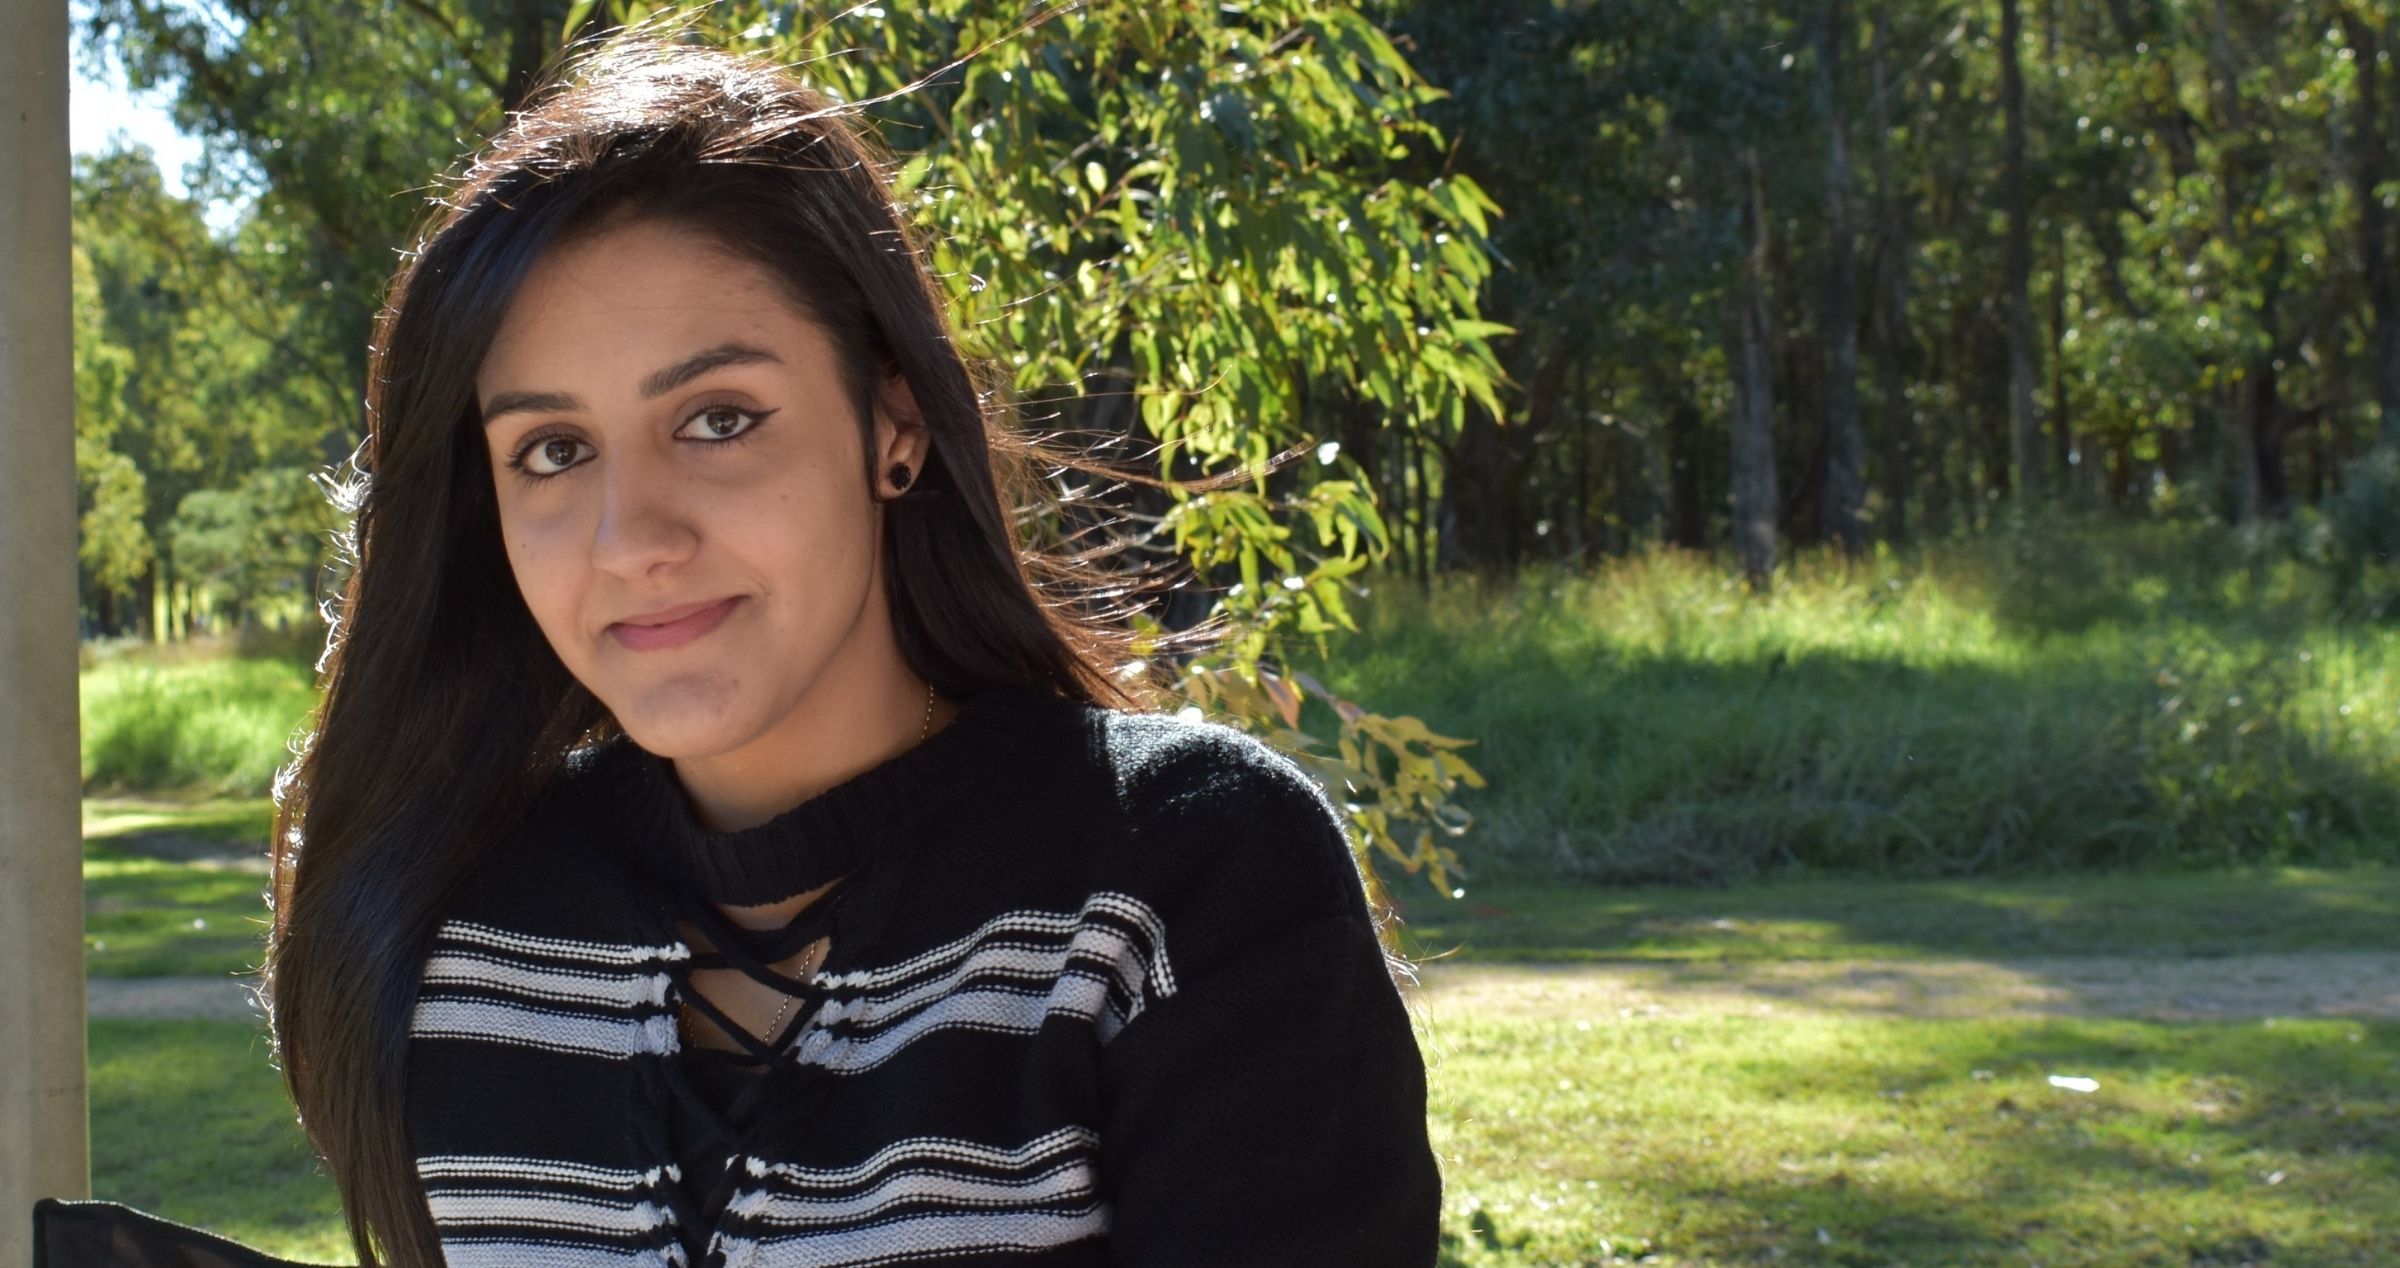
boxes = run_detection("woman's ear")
[871,371,930,498]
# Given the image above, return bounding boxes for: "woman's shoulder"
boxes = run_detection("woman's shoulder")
[1091,705,1335,826]
[1079,703,1370,930]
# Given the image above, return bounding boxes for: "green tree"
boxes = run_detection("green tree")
[72,241,155,631]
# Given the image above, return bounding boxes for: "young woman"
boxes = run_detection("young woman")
[264,31,1441,1268]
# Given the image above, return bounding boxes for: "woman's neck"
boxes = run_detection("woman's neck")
[671,671,959,834]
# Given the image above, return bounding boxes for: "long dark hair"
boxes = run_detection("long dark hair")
[267,30,1162,1266]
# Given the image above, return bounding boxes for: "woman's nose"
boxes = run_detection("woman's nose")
[588,449,700,578]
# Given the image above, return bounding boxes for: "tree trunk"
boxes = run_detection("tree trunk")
[2339,7,2400,446]
[502,0,563,114]
[1818,0,1867,554]
[1666,398,1708,549]
[2049,224,2077,495]
[1999,0,2043,499]
[1733,145,1781,591]
[1408,423,1433,587]
[1868,10,1912,544]
[2252,354,2287,515]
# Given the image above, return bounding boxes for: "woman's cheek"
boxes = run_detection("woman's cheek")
[499,518,587,637]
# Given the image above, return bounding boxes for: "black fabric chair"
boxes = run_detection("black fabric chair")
[31,1199,335,1268]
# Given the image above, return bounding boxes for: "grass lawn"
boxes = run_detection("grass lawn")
[83,797,276,979]
[85,854,2400,1266]
[1385,866,2400,964]
[87,1020,349,1263]
[82,793,2400,979]
[90,1008,2400,1267]
[1428,1013,2400,1266]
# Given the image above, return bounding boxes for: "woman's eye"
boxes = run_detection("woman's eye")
[677,404,767,443]
[514,434,593,478]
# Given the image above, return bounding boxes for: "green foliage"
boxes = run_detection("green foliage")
[585,1,1510,890]
[169,467,339,629]
[2323,443,2400,609]
[80,0,1505,886]
[81,654,320,795]
[73,243,155,609]
[70,145,346,636]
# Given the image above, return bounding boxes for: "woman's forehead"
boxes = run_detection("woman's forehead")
[476,224,832,406]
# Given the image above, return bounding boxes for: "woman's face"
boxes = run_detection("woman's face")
[474,216,922,760]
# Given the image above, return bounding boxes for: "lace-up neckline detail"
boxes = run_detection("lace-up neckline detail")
[601,683,1077,1259]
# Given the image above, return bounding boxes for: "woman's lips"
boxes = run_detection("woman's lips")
[609,596,742,651]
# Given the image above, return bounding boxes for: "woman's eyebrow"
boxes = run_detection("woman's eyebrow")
[480,341,785,425]
[640,341,783,399]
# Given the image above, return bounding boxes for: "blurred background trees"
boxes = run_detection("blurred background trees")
[75,0,2400,635]
[65,0,2400,882]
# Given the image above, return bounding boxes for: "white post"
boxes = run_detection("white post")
[0,0,93,1257]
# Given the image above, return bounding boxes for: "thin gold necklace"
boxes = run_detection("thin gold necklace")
[746,678,938,1042]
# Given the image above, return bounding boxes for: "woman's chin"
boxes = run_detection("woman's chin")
[601,684,763,762]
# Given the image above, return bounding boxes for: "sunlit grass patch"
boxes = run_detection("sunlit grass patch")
[83,796,278,847]
[1424,1012,2400,1267]
[88,1020,347,1263]
[85,796,277,979]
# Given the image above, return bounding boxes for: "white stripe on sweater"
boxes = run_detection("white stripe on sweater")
[439,1237,685,1268]
[417,1155,672,1191]
[412,998,679,1058]
[814,893,1172,999]
[438,920,686,967]
[821,926,1154,1032]
[798,973,1127,1074]
[423,950,672,1010]
[715,1204,1109,1268]
[427,1191,674,1236]
[729,1160,1097,1227]
[741,1126,1100,1191]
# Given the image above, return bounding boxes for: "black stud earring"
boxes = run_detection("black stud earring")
[888,462,913,492]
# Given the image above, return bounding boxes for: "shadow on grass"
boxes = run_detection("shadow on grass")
[1388,867,2400,964]
[85,840,273,979]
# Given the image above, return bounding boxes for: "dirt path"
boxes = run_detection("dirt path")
[91,953,2400,1024]
[1402,953,2400,1022]
[87,976,261,1022]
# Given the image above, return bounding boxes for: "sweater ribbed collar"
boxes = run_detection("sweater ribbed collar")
[611,683,1072,907]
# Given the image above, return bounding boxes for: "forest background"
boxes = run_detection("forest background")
[61,1,2400,1263]
[67,0,2400,887]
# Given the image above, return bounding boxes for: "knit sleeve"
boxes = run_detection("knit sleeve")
[1095,715,1444,1266]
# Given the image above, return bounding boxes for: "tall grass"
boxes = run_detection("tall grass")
[80,651,317,796]
[74,519,2400,877]
[1304,516,2400,883]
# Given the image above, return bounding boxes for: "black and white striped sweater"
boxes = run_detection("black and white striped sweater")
[402,684,1442,1267]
